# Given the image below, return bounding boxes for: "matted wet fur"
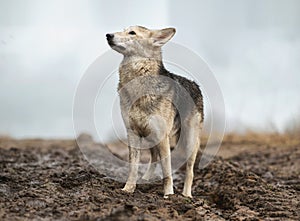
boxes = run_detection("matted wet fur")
[106,26,204,198]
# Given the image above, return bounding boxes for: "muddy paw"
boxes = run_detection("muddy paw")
[163,193,174,199]
[182,192,193,198]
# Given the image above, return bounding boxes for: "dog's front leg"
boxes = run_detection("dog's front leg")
[122,132,140,193]
[158,136,174,198]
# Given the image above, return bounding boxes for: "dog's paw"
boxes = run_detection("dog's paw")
[121,184,136,193]
[182,191,193,198]
[163,188,174,199]
[163,193,174,199]
[141,173,152,181]
[141,174,161,182]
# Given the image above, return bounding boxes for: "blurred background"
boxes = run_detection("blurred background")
[0,0,299,140]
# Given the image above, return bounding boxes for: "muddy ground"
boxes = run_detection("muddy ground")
[0,133,299,220]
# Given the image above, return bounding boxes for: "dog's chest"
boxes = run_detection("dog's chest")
[117,59,177,134]
[120,94,175,137]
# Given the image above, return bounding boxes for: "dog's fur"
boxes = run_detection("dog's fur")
[106,26,204,197]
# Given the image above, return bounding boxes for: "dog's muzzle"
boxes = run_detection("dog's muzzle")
[106,33,115,46]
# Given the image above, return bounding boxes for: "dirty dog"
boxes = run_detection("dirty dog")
[106,26,204,198]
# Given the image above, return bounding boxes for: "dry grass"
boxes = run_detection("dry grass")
[222,131,300,147]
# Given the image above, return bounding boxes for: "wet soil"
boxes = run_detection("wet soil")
[0,134,299,220]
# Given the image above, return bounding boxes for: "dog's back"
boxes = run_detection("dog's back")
[159,65,204,121]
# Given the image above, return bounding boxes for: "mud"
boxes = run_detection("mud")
[0,134,299,220]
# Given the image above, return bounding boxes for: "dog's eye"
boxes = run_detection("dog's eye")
[128,31,136,35]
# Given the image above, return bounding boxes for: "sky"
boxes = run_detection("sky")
[0,0,299,140]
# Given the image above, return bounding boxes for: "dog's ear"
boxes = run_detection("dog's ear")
[152,28,176,47]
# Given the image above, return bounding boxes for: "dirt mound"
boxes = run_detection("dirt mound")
[0,136,299,220]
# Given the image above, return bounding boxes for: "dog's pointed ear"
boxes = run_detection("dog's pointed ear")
[152,28,176,47]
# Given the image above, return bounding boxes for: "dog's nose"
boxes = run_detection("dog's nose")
[106,33,114,40]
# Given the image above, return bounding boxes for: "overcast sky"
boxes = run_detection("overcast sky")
[0,0,299,139]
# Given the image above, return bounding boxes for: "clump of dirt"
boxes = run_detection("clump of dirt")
[0,135,299,220]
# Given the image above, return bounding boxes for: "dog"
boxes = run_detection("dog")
[106,26,204,198]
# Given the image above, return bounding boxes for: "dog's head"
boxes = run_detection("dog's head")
[106,26,176,58]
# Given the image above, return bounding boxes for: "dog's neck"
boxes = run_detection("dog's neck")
[118,55,162,89]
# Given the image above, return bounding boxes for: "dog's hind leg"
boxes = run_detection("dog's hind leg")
[182,114,202,198]
[122,131,141,193]
[142,147,158,180]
